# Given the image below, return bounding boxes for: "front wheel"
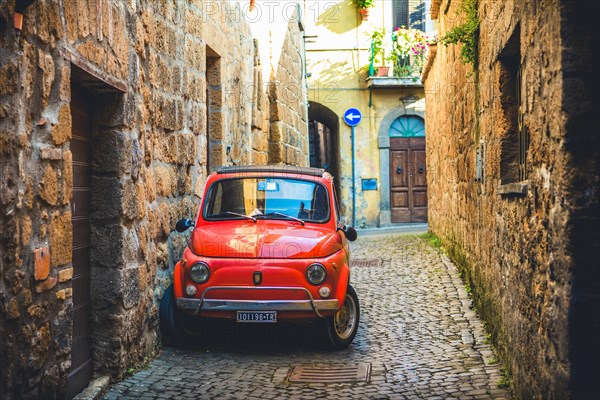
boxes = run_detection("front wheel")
[159,284,202,346]
[324,284,360,349]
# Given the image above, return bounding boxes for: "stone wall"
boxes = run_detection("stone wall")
[0,0,308,398]
[423,0,599,398]
[268,15,309,167]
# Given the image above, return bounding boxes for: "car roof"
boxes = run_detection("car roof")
[215,165,326,177]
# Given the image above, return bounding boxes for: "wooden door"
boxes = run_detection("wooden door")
[67,85,93,398]
[390,137,427,222]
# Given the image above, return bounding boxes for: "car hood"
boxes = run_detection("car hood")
[189,221,343,259]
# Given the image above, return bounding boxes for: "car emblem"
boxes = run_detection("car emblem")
[253,271,262,285]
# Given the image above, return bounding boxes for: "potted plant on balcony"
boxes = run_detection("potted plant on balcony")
[388,27,434,79]
[354,0,375,21]
[369,27,389,76]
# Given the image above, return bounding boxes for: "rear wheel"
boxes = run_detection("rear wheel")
[324,285,360,349]
[159,284,202,346]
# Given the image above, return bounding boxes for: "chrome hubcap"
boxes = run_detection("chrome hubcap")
[334,293,357,340]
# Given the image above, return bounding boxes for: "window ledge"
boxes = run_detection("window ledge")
[498,181,529,196]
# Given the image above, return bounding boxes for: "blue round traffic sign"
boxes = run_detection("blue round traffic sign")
[343,108,362,126]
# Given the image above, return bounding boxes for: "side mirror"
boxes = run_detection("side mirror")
[344,226,358,242]
[337,223,358,242]
[175,218,194,233]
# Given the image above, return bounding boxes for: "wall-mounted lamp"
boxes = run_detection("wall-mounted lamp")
[14,0,36,38]
[13,12,23,37]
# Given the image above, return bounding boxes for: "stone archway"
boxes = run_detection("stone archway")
[378,99,426,226]
[308,101,341,193]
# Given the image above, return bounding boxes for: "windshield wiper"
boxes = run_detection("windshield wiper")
[259,212,305,225]
[222,211,256,222]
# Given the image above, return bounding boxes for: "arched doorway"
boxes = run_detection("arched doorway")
[378,103,427,224]
[308,102,340,193]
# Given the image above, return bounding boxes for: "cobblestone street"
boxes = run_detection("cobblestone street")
[102,232,511,399]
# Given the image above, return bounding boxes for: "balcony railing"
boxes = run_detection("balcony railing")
[367,38,423,86]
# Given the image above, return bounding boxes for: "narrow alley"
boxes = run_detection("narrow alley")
[1,1,597,398]
[102,232,510,400]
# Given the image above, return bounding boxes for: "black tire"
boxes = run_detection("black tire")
[324,284,360,350]
[159,284,202,346]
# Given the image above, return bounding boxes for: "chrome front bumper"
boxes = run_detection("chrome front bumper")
[176,286,339,318]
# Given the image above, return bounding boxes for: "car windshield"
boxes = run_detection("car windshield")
[203,178,330,223]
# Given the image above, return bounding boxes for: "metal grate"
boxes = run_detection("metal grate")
[350,258,383,268]
[289,363,371,384]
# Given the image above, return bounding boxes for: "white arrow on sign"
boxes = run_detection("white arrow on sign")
[346,113,360,121]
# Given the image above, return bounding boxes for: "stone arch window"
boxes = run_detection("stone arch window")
[389,115,425,137]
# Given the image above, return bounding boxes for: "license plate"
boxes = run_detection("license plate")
[236,311,277,323]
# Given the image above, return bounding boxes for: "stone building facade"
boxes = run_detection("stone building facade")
[304,0,432,228]
[423,0,599,398]
[0,0,308,398]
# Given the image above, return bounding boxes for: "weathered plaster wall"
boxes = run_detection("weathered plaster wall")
[0,0,308,398]
[424,0,599,398]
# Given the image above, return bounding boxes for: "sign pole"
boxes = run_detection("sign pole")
[343,107,362,228]
[351,125,356,227]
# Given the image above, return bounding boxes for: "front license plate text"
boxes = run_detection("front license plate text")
[236,311,277,323]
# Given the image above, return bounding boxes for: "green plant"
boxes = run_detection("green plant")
[369,27,387,66]
[420,232,442,249]
[440,0,479,67]
[487,356,499,365]
[484,332,492,344]
[354,0,375,8]
[497,367,511,389]
[465,283,472,294]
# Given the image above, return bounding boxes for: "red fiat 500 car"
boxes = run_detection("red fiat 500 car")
[160,165,359,349]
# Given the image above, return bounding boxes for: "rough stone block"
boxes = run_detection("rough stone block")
[55,288,72,300]
[0,59,19,96]
[58,267,73,283]
[268,142,283,164]
[21,215,32,246]
[62,150,73,205]
[35,276,58,293]
[90,268,121,308]
[93,130,132,175]
[38,49,55,109]
[121,266,141,309]
[208,111,223,141]
[34,247,50,281]
[49,212,72,267]
[122,227,140,262]
[40,147,62,160]
[91,224,124,268]
[91,177,122,220]
[51,104,72,145]
[40,165,59,206]
[122,178,139,221]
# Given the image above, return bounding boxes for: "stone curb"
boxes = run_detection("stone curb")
[357,223,428,236]
[73,376,111,400]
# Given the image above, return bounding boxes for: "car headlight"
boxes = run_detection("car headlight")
[190,262,210,283]
[306,263,326,285]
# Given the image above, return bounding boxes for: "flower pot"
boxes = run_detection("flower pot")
[376,66,390,77]
[359,8,369,20]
